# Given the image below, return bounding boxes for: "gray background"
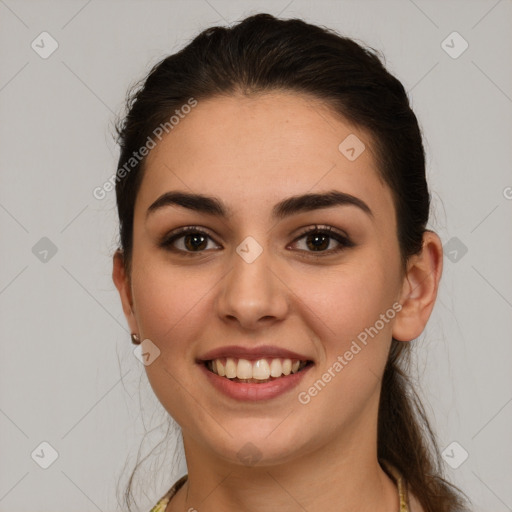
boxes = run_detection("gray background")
[1,1,511,511]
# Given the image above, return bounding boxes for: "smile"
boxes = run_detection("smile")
[205,357,312,383]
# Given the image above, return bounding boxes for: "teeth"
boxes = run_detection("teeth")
[237,358,253,379]
[252,359,270,379]
[216,359,226,377]
[225,358,237,378]
[270,358,282,377]
[207,357,309,381]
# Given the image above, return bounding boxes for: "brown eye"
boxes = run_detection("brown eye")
[160,226,220,255]
[290,225,354,256]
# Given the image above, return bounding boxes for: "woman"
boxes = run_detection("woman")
[112,13,470,512]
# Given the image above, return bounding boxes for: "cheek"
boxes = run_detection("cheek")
[131,262,215,352]
[289,266,396,434]
[295,259,397,342]
[292,260,397,406]
[130,263,218,428]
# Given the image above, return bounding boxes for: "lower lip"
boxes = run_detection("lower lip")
[199,362,313,401]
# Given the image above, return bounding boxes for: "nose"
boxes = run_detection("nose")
[215,240,289,331]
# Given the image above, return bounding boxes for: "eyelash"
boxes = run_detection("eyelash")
[159,224,354,258]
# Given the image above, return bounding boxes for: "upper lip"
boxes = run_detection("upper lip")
[196,345,314,362]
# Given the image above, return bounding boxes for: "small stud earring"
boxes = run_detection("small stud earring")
[131,333,141,345]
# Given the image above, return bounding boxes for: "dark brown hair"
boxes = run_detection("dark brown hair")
[114,13,471,512]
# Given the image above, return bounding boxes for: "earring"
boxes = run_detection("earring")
[131,333,141,345]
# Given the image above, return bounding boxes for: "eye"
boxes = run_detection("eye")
[289,225,354,256]
[159,224,354,257]
[159,226,220,255]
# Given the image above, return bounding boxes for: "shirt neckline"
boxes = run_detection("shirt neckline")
[151,461,410,512]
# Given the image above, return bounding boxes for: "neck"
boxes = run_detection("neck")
[171,416,399,512]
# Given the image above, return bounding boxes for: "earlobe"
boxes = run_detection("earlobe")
[392,231,443,342]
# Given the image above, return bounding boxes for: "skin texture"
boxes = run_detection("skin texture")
[113,91,441,512]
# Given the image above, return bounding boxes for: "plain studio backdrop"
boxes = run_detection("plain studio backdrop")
[1,1,511,511]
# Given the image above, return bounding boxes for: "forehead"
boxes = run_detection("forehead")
[138,91,394,222]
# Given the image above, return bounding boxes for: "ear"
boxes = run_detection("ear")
[112,249,139,334]
[392,230,443,342]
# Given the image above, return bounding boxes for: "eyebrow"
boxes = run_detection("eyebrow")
[146,189,373,221]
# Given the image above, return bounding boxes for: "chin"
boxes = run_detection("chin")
[206,424,313,468]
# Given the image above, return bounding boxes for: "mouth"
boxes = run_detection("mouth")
[203,357,314,384]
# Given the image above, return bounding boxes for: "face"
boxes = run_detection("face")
[115,91,410,467]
